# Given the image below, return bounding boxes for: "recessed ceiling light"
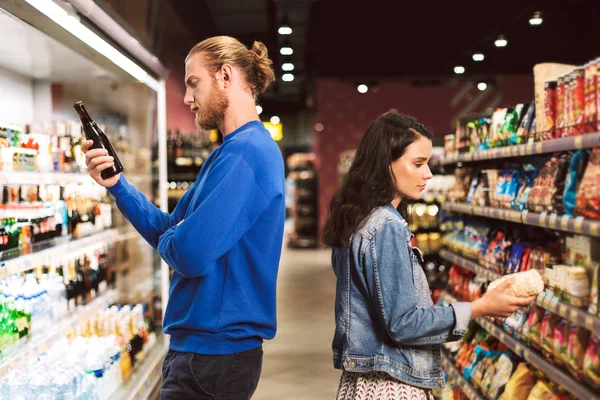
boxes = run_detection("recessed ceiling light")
[357,84,368,93]
[454,66,465,74]
[472,53,485,62]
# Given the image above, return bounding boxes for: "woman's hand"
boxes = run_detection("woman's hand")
[82,140,120,188]
[470,278,537,319]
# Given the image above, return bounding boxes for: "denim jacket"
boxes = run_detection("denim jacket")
[331,204,471,389]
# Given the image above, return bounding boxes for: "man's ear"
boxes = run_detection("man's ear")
[220,64,234,88]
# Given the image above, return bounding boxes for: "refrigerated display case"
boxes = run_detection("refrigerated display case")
[0,1,169,398]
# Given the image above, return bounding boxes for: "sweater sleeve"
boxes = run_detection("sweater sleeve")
[157,153,270,278]
[107,174,196,248]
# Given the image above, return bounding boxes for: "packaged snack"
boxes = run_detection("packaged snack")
[488,269,544,297]
[564,266,590,307]
[525,305,545,351]
[526,381,554,400]
[565,73,573,137]
[488,353,514,398]
[504,306,528,341]
[567,324,591,378]
[575,148,600,220]
[548,152,572,213]
[479,357,497,395]
[540,313,561,362]
[499,362,534,400]
[585,62,598,133]
[552,319,569,367]
[572,68,585,135]
[563,149,591,216]
[505,105,524,146]
[505,243,526,275]
[583,334,600,389]
[516,102,534,145]
[589,263,599,315]
[527,158,552,212]
[556,76,566,138]
[544,81,557,140]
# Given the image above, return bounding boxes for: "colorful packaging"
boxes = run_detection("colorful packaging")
[563,149,591,216]
[556,76,566,138]
[526,381,554,400]
[488,353,513,399]
[589,264,599,315]
[575,148,600,220]
[567,324,591,378]
[572,68,585,135]
[585,62,598,132]
[524,305,544,350]
[564,266,590,307]
[552,319,569,367]
[565,73,573,137]
[499,362,534,400]
[517,103,535,145]
[541,313,561,362]
[549,152,572,213]
[544,81,557,140]
[583,335,600,389]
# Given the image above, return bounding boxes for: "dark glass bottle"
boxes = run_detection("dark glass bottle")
[73,102,124,179]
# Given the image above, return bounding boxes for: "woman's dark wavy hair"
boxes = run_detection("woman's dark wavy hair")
[322,110,433,248]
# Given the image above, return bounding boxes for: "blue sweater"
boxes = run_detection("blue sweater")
[107,121,285,354]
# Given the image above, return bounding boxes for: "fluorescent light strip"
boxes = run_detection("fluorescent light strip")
[24,0,160,91]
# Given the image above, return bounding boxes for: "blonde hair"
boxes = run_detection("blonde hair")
[186,36,275,97]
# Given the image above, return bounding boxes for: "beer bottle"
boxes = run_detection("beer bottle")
[73,101,124,179]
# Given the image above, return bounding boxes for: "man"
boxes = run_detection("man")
[83,36,285,399]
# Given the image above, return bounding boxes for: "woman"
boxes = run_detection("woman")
[322,110,535,400]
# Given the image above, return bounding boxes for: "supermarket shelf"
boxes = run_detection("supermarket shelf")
[0,289,119,377]
[0,171,94,185]
[441,132,600,165]
[0,227,139,277]
[439,249,502,281]
[475,318,600,400]
[441,350,484,400]
[111,333,168,400]
[443,202,600,238]
[536,291,600,335]
[442,249,600,335]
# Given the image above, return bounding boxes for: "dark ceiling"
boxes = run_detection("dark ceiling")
[168,0,598,108]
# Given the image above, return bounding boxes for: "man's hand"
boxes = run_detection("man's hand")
[82,140,121,188]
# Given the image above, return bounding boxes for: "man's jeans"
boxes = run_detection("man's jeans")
[160,345,263,399]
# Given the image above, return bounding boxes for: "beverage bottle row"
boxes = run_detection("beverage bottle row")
[0,303,154,400]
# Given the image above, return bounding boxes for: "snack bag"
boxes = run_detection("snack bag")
[567,323,591,378]
[499,362,534,400]
[583,335,600,390]
[488,353,514,399]
[563,149,590,216]
[575,148,600,220]
[552,319,569,367]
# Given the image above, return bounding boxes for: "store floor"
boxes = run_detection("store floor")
[253,244,340,400]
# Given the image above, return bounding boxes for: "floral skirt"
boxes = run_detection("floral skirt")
[336,371,435,400]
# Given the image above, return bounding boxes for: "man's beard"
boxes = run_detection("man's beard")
[195,83,229,131]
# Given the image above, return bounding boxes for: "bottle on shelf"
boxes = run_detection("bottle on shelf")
[73,102,124,180]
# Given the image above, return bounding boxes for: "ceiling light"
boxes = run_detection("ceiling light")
[494,35,508,47]
[280,46,293,55]
[315,123,324,132]
[454,66,465,74]
[529,11,543,26]
[282,63,295,71]
[472,53,485,62]
[357,84,368,94]
[477,82,487,91]
[270,116,280,125]
[278,26,292,35]
[256,105,263,115]
[282,73,294,82]
[278,16,292,35]
[22,0,159,90]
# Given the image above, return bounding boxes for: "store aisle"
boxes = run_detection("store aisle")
[253,244,340,400]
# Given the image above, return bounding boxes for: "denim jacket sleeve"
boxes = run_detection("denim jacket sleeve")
[367,220,471,345]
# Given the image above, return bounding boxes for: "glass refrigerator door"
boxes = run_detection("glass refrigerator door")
[0,2,169,398]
